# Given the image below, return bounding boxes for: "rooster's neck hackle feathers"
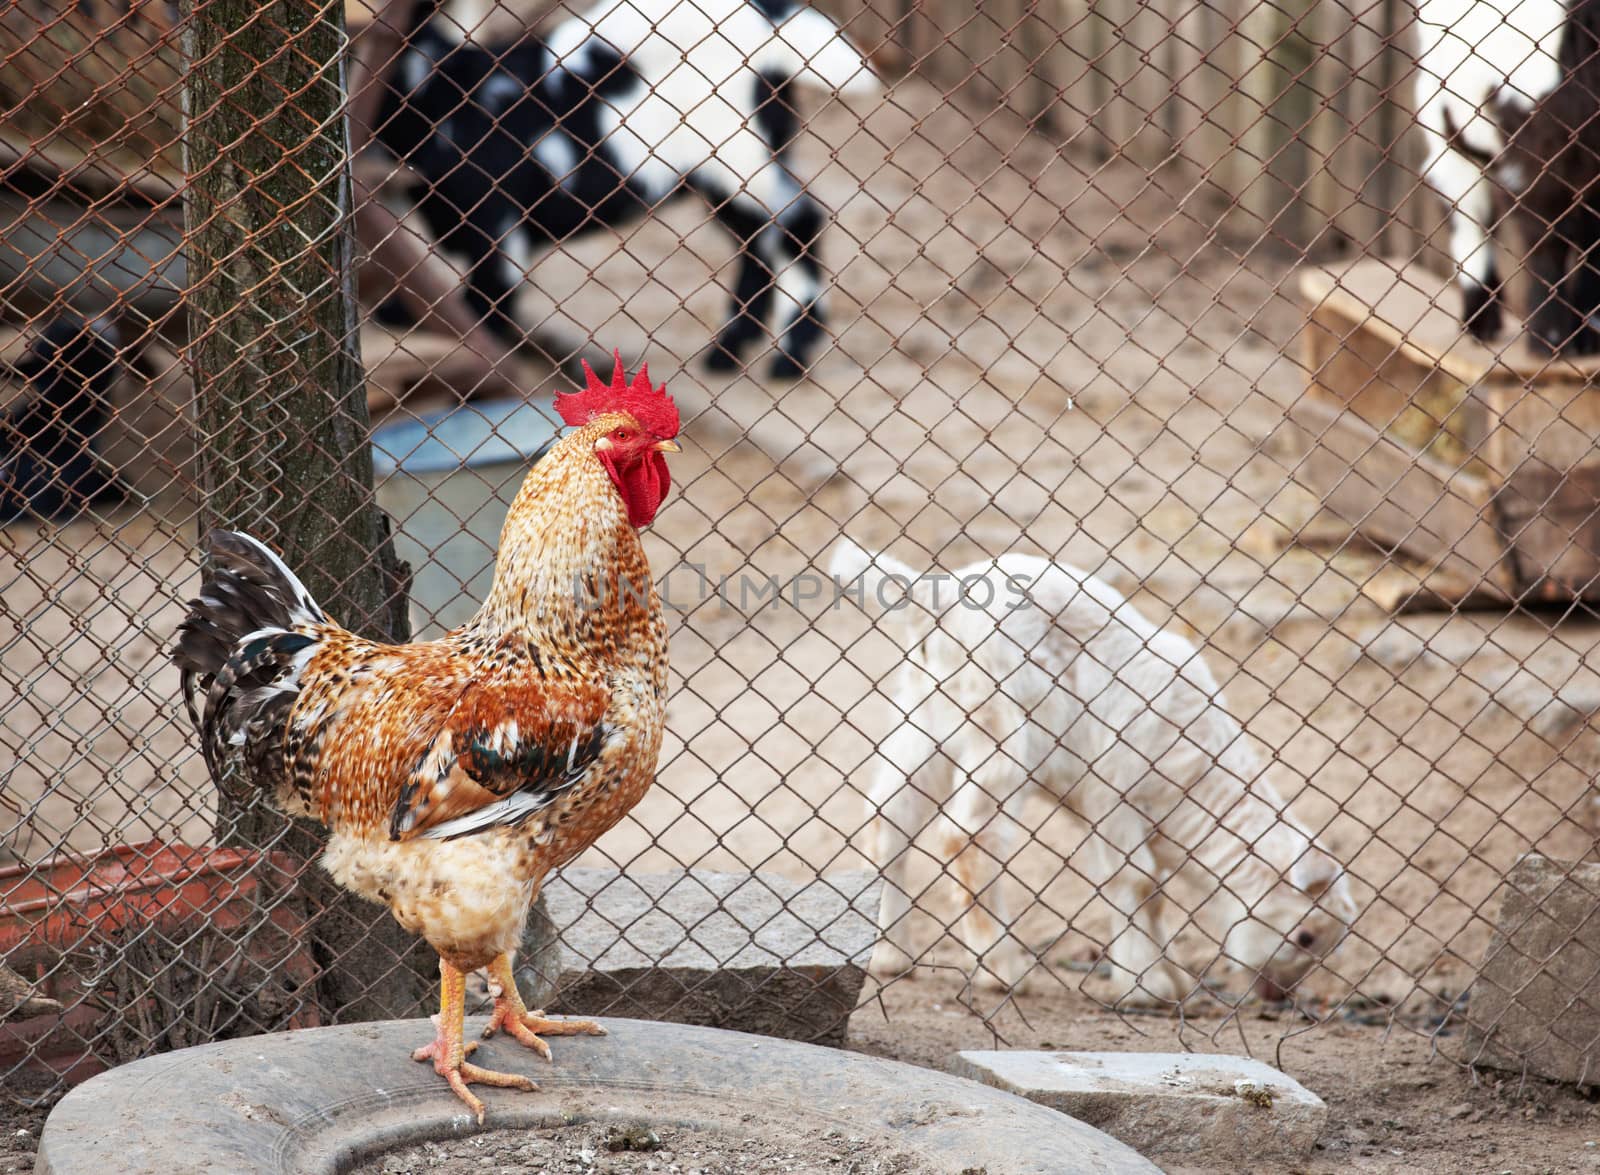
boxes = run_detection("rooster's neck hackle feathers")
[472,357,673,632]
[476,416,650,634]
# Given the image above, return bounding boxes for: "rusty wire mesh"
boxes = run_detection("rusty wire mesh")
[3,0,1600,1104]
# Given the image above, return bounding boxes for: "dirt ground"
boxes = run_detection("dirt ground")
[349,1119,913,1175]
[852,970,1600,1175]
[5,71,1600,1169]
[7,981,1600,1175]
[0,1101,44,1175]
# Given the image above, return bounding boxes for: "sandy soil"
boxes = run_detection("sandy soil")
[0,1102,43,1175]
[5,73,1600,1168]
[852,970,1600,1175]
[349,1120,913,1175]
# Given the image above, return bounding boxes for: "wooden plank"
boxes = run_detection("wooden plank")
[1298,278,1495,480]
[361,327,543,416]
[1162,0,1232,176]
[1487,379,1600,476]
[1301,261,1600,386]
[1378,0,1441,261]
[1285,390,1514,598]
[1223,0,1296,241]
[1303,0,1359,243]
[1494,465,1600,600]
[1034,0,1098,149]
[1485,379,1600,598]
[1296,258,1600,601]
[1088,0,1171,164]
[1302,0,1390,251]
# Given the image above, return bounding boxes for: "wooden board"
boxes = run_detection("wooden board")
[1285,393,1512,600]
[1295,259,1600,603]
[1299,267,1495,480]
[1299,260,1600,388]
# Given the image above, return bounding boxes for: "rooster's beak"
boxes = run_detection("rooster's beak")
[652,439,681,453]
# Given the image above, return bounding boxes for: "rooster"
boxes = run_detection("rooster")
[173,356,678,1120]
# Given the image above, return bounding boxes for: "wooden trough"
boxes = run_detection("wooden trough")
[1291,260,1600,604]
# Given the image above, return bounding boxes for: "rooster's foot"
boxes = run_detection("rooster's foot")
[483,1003,606,1060]
[417,962,537,1124]
[412,1018,536,1124]
[483,953,606,1061]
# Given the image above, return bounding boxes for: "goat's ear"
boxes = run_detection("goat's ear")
[1291,848,1341,896]
[826,537,876,583]
[828,539,919,613]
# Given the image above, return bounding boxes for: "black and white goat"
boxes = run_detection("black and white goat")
[1416,0,1600,354]
[375,0,876,379]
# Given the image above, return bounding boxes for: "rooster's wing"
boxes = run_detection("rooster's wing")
[385,658,611,843]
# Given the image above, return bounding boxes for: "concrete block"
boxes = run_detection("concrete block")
[948,1050,1328,1165]
[541,868,882,1048]
[1466,854,1600,1082]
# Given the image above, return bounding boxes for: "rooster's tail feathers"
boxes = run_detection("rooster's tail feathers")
[172,530,327,787]
[207,530,327,628]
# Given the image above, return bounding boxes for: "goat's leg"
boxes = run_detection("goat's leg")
[1524,207,1587,355]
[1122,885,1192,1007]
[1423,138,1503,341]
[946,771,1029,991]
[1561,205,1600,355]
[868,755,946,980]
[703,197,777,372]
[420,190,526,346]
[1079,831,1187,1008]
[768,192,829,381]
[461,234,529,349]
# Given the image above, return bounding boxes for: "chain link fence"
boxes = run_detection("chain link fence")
[4,0,1600,1103]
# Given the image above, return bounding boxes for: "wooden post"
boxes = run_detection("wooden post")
[181,0,432,1021]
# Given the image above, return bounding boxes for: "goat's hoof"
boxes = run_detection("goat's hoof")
[868,945,917,980]
[766,351,807,381]
[703,345,744,373]
[1567,326,1600,356]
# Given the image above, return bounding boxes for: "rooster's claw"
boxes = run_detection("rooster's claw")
[412,1033,537,1124]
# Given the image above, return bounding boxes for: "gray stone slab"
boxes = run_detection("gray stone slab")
[539,868,881,1048]
[949,1050,1328,1166]
[1465,853,1600,1082]
[35,1018,1160,1175]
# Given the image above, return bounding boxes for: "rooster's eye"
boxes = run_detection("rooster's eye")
[614,429,631,441]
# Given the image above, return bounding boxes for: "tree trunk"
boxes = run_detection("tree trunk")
[181,0,430,1022]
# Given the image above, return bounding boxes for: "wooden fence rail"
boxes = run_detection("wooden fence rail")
[1,0,1446,268]
[826,0,1444,256]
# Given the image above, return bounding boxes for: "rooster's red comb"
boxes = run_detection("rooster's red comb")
[555,351,679,438]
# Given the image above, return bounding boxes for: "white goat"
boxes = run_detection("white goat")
[831,541,1360,1006]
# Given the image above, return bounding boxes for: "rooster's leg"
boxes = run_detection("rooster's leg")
[412,956,536,1123]
[482,953,607,1060]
